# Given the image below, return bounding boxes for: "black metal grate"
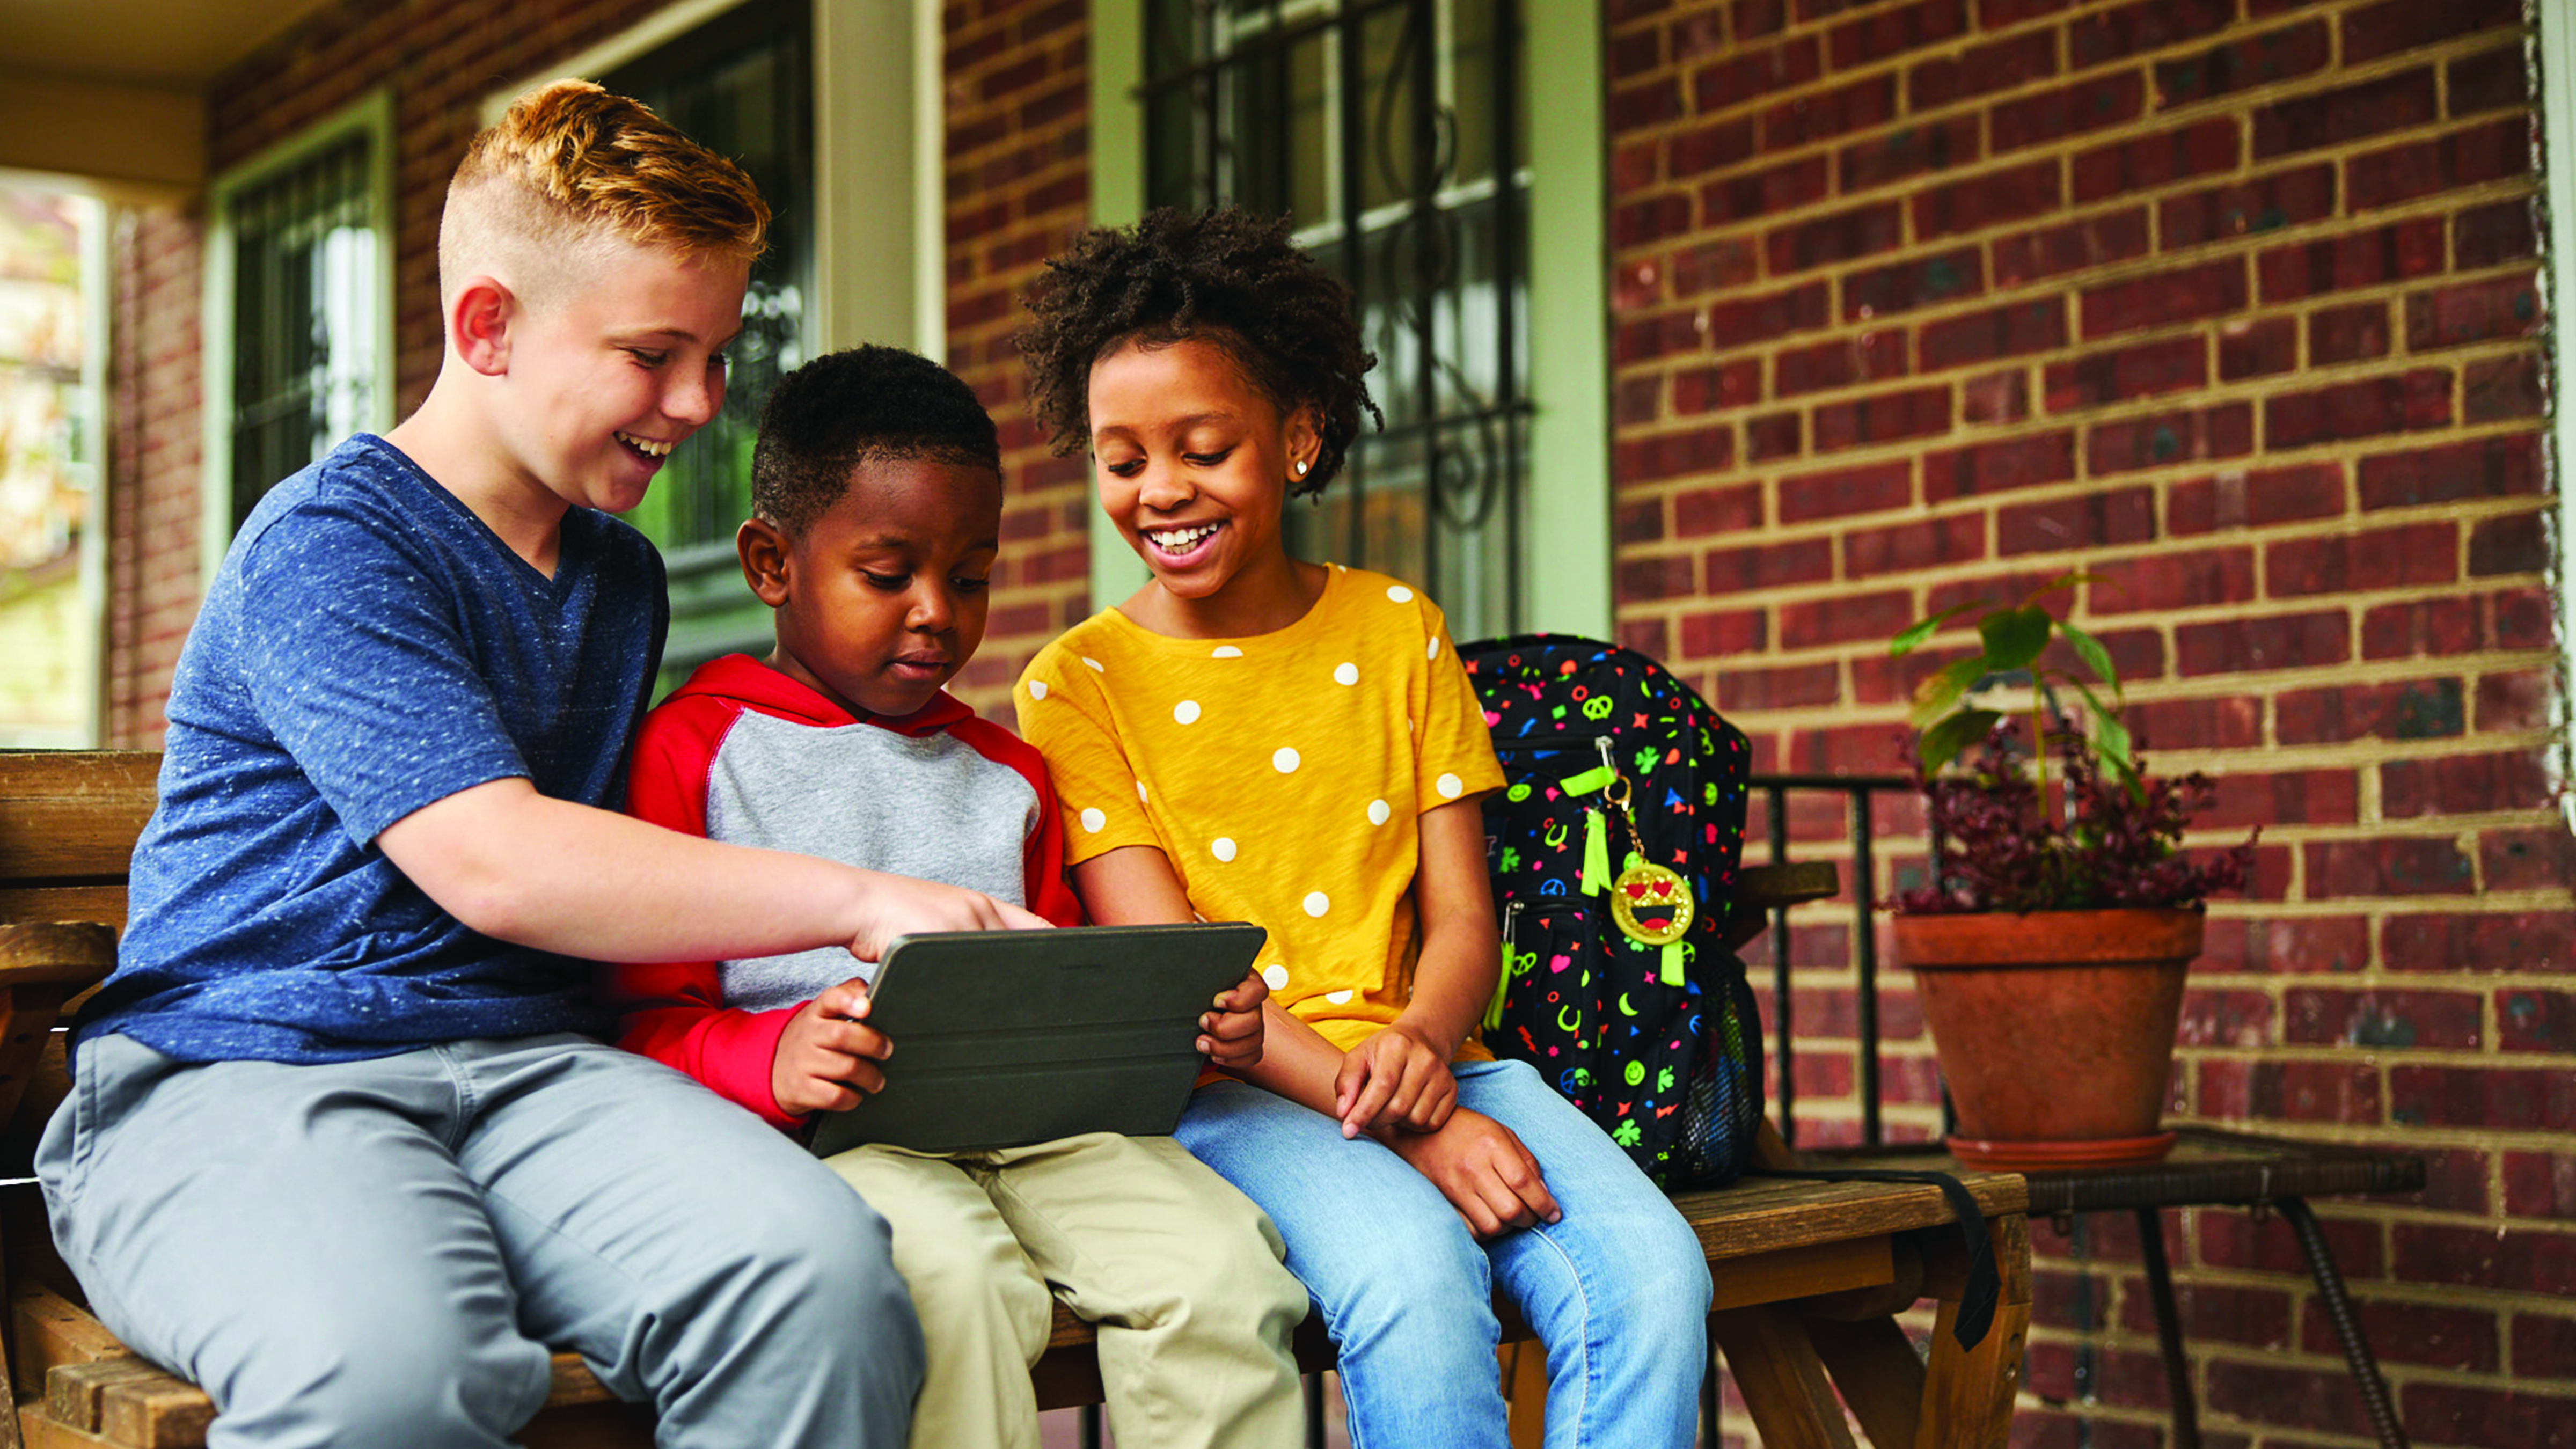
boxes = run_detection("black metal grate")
[226,133,376,529]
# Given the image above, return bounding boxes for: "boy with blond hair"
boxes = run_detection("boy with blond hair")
[39,81,1031,1448]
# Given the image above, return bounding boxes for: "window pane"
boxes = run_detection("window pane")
[226,133,374,530]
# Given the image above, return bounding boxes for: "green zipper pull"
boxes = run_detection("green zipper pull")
[1582,809,1612,896]
[1484,902,1524,1031]
[1660,939,1690,987]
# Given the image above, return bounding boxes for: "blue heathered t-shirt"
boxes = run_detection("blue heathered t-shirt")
[79,434,668,1064]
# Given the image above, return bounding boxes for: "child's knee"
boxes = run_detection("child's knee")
[228,1316,547,1448]
[887,1216,1055,1364]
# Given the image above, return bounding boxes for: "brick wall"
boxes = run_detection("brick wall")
[1607,1,2568,1446]
[101,208,202,746]
[939,0,1096,716]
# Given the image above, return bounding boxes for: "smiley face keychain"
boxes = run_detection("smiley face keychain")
[1600,767,1694,947]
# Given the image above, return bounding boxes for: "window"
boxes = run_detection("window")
[202,92,393,550]
[603,0,814,570]
[1141,0,1529,639]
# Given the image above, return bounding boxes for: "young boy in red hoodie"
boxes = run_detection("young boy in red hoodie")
[606,345,1308,1449]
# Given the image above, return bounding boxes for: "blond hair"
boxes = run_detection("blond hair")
[438,79,769,306]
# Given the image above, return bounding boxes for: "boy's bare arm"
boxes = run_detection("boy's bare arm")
[379,777,1049,963]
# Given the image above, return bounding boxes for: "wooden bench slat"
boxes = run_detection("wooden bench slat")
[0,756,160,884]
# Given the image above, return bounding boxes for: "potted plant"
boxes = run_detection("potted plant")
[1888,575,2256,1170]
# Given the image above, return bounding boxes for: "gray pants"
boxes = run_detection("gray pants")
[38,1031,926,1449]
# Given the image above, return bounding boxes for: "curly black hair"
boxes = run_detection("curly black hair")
[751,345,1001,536]
[1015,207,1381,499]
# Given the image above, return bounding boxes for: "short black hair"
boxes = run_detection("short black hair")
[1015,207,1381,499]
[751,345,1002,536]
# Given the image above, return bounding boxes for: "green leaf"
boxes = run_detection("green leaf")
[1909,655,1992,729]
[1919,708,2003,773]
[1890,600,1983,658]
[2091,706,2133,774]
[2025,572,2106,606]
[2057,619,2120,693]
[1979,605,2051,672]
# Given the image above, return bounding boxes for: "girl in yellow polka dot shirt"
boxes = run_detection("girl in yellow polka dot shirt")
[1015,209,1709,1448]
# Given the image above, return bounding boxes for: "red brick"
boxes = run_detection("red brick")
[2081,259,2246,340]
[2402,1385,2576,1449]
[1961,368,2030,423]
[1707,281,1832,348]
[2199,767,2359,829]
[2044,624,2163,682]
[2311,837,2480,899]
[1609,24,1662,80]
[2310,1301,2500,1373]
[1993,208,2149,287]
[1760,74,1898,151]
[1666,241,1757,300]
[2359,434,2542,510]
[2466,354,2547,424]
[2504,1154,2576,1219]
[2254,68,2439,160]
[2216,317,2297,382]
[2470,508,2549,576]
[1908,30,2057,111]
[1990,73,2146,155]
[2268,522,2457,599]
[2384,750,2552,819]
[1614,194,1695,250]
[2501,989,2576,1053]
[1672,360,1762,415]
[2229,1059,2385,1124]
[2456,198,2540,268]
[1673,481,1763,537]
[2168,462,2345,535]
[1910,160,2061,241]
[2117,1282,2291,1346]
[1767,203,1905,275]
[2497,585,2555,648]
[2043,336,2206,414]
[1719,661,1842,711]
[2087,403,2252,477]
[2484,824,2576,892]
[2162,164,2337,250]
[1997,487,2154,556]
[2408,270,2543,351]
[2393,1223,2576,1300]
[1845,248,1985,321]
[2476,668,2552,734]
[2154,20,2330,109]
[2451,42,2533,117]
[2384,910,2576,974]
[1679,606,1768,657]
[2073,118,2239,203]
[1920,299,2066,372]
[1615,496,1665,544]
[1812,385,1952,453]
[1839,116,1980,193]
[2256,217,2445,303]
[1776,334,1909,400]
[2280,677,2465,744]
[1845,513,1986,579]
[2348,117,2533,212]
[2088,547,2253,615]
[1779,590,1919,649]
[2197,1205,2383,1278]
[2126,696,2264,751]
[2361,598,2482,660]
[1777,459,1913,523]
[2067,0,2231,69]
[2307,302,2389,365]
[1615,310,1705,365]
[1666,118,1758,180]
[1611,76,1686,131]
[1616,552,1698,603]
[1979,0,2072,25]
[1702,156,1832,227]
[1922,432,2077,500]
[2265,370,2452,449]
[2285,987,2482,1049]
[1693,34,1824,113]
[2176,610,2348,677]
[1828,0,1967,70]
[1615,427,1736,482]
[1733,0,1786,38]
[2343,0,2528,65]
[1704,537,1834,595]
[2392,1063,2576,1132]
[1748,411,1803,460]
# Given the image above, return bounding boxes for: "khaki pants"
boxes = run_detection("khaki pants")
[826,1132,1308,1449]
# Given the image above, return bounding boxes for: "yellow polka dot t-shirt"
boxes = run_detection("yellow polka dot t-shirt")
[1016,566,1505,1059]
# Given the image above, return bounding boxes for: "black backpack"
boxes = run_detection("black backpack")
[1459,634,1765,1188]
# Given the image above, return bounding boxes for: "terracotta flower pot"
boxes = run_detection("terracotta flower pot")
[1893,908,2204,1172]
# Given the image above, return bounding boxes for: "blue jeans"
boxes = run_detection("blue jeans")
[40,1031,925,1449]
[1174,1058,1710,1449]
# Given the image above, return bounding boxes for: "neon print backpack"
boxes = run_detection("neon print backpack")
[1459,634,1765,1189]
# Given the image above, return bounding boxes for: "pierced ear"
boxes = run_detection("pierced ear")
[1285,406,1323,480]
[451,277,514,376]
[737,517,793,606]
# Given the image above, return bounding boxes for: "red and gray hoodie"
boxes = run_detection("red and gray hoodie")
[604,653,1083,1128]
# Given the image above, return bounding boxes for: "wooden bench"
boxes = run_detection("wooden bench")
[0,750,2032,1449]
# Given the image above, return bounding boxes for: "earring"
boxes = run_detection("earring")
[1293,459,1311,479]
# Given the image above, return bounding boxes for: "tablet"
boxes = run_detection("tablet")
[805,921,1267,1158]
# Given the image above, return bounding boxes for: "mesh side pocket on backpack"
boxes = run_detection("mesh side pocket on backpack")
[1668,955,1765,1188]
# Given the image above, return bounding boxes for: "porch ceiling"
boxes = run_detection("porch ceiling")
[0,0,346,198]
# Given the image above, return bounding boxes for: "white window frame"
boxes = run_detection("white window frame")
[1087,0,1611,638]
[2541,0,2576,825]
[197,88,398,582]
